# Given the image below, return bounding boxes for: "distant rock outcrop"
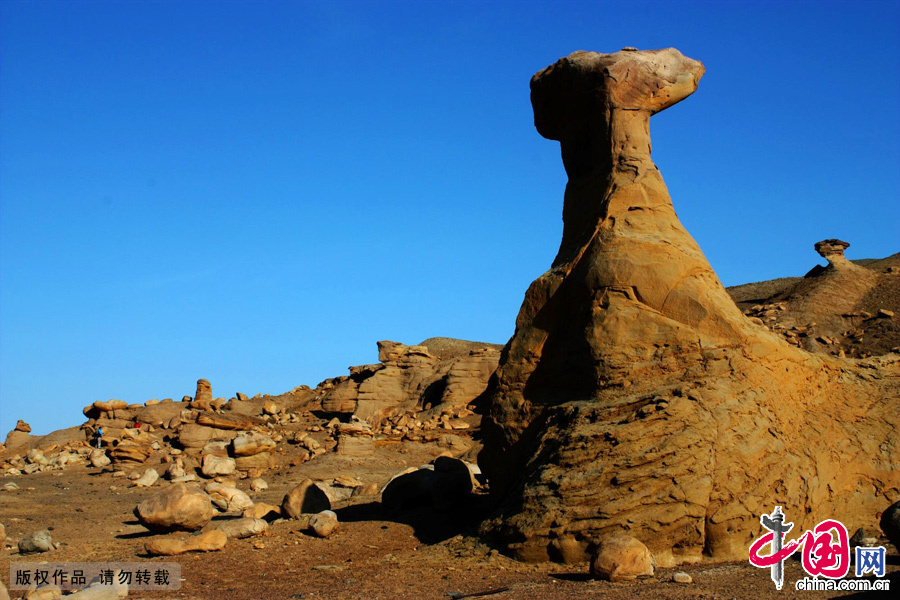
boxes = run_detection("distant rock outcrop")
[477,47,900,564]
[732,243,898,358]
[319,338,501,425]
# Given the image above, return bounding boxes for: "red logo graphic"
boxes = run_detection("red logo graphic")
[749,508,850,586]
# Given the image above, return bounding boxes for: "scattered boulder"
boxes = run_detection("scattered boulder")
[215,517,268,539]
[205,482,253,513]
[249,478,268,491]
[673,572,692,584]
[589,535,654,581]
[89,449,111,469]
[177,424,236,450]
[351,482,380,497]
[108,442,149,463]
[23,584,62,600]
[93,399,128,413]
[196,413,255,431]
[232,432,276,456]
[243,503,281,522]
[382,458,475,513]
[145,530,227,556]
[165,460,185,480]
[26,449,49,465]
[132,468,159,487]
[381,468,437,512]
[234,452,275,471]
[308,510,339,538]
[15,419,31,433]
[201,455,236,478]
[282,478,331,518]
[18,530,54,554]
[134,482,215,532]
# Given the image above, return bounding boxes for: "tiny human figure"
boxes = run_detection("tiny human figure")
[95,426,103,449]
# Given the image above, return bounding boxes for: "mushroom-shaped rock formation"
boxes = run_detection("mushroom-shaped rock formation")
[815,239,851,262]
[477,48,900,565]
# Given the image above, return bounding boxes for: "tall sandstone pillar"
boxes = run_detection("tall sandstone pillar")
[478,48,900,565]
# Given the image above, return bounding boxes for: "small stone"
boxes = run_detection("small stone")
[673,572,692,583]
[249,478,268,491]
[15,419,31,433]
[878,309,894,318]
[309,510,339,538]
[133,468,159,487]
[18,530,53,554]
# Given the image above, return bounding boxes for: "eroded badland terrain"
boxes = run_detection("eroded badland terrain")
[2,48,898,600]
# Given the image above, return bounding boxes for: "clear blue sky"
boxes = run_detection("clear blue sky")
[1,0,898,436]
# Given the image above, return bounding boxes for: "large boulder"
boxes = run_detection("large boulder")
[134,482,215,532]
[477,47,900,564]
[590,535,654,581]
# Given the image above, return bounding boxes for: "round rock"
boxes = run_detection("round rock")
[308,510,339,538]
[18,530,53,554]
[589,534,654,581]
[134,482,215,532]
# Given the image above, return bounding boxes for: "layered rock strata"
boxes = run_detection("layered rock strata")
[319,339,501,425]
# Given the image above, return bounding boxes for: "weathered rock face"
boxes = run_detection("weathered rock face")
[478,47,900,565]
[319,338,501,425]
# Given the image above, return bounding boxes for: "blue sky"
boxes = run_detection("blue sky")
[1,0,898,435]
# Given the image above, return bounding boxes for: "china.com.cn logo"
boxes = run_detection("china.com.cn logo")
[748,506,889,592]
